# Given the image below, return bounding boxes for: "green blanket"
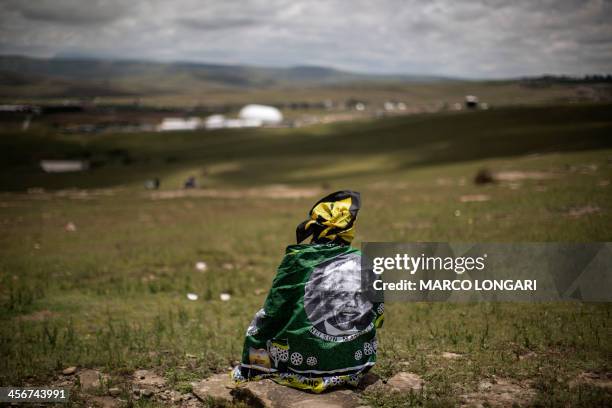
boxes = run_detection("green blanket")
[232,243,384,392]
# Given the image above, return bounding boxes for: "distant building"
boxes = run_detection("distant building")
[238,104,283,125]
[157,117,202,131]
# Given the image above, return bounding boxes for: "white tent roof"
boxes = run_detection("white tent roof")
[158,117,202,131]
[238,104,283,124]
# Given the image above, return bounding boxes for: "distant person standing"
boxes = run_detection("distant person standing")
[231,191,384,392]
[184,176,196,189]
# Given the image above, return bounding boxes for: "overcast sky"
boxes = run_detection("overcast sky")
[0,0,611,78]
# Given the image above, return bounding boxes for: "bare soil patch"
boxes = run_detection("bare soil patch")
[460,378,535,407]
[17,309,58,321]
[150,185,321,200]
[569,371,612,390]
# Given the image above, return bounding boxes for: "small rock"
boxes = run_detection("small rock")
[108,387,121,397]
[187,293,198,301]
[220,293,231,301]
[232,378,362,407]
[90,396,121,408]
[479,380,493,391]
[441,352,462,359]
[62,366,77,375]
[78,369,107,392]
[141,389,153,398]
[64,222,77,232]
[386,372,424,392]
[195,261,207,271]
[133,369,166,387]
[191,374,233,405]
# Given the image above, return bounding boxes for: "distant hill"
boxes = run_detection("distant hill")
[0,55,453,98]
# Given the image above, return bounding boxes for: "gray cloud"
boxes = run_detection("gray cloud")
[177,17,260,31]
[4,0,130,25]
[0,0,610,78]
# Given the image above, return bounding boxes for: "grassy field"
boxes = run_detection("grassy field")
[5,80,611,111]
[1,103,611,406]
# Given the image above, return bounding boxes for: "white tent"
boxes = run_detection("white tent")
[204,114,227,129]
[238,104,283,125]
[158,117,202,131]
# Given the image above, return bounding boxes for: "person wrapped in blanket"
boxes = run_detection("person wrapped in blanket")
[231,190,384,393]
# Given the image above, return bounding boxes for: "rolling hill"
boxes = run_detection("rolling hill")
[0,55,452,98]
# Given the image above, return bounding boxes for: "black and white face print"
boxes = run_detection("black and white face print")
[304,252,373,336]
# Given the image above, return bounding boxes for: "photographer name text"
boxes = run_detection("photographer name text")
[371,254,536,292]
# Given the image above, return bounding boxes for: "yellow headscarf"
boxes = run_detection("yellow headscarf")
[296,191,361,245]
